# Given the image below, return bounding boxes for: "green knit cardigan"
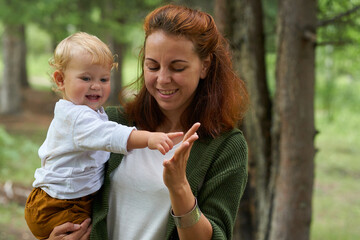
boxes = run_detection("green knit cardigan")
[90,106,248,240]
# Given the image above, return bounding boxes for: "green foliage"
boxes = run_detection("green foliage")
[317,0,360,45]
[26,24,52,55]
[0,0,40,24]
[0,126,41,185]
[263,0,277,53]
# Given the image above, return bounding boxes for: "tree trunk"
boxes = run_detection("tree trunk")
[0,24,23,114]
[214,0,233,39]
[19,25,29,88]
[232,0,273,239]
[215,0,272,239]
[269,0,317,239]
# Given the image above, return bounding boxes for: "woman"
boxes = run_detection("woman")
[48,4,249,240]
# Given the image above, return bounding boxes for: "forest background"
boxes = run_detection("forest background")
[0,0,359,240]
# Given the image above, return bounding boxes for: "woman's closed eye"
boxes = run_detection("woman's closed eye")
[171,63,186,72]
[145,63,160,71]
[171,66,185,72]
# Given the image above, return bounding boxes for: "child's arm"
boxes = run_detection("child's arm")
[127,130,184,155]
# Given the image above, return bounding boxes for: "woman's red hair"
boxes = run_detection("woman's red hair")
[125,4,248,138]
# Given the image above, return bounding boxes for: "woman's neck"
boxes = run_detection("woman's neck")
[157,110,184,132]
[156,120,184,145]
[156,120,182,133]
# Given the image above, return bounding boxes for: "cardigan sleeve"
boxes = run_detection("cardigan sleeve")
[198,130,248,240]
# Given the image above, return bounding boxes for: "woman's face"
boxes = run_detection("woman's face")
[144,31,209,118]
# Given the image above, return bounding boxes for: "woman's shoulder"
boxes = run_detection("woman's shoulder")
[105,106,129,125]
[200,128,246,148]
[192,128,247,166]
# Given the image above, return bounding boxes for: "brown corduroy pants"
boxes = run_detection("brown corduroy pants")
[24,187,93,239]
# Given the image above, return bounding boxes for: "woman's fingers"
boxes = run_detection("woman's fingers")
[48,218,91,240]
[183,122,200,142]
[66,219,91,240]
[51,222,81,237]
[79,223,92,240]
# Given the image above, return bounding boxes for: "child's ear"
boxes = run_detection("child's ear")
[200,55,211,79]
[53,70,65,90]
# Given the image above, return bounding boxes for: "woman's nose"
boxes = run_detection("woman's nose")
[157,69,171,84]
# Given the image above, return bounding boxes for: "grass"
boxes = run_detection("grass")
[0,203,33,240]
[310,76,360,240]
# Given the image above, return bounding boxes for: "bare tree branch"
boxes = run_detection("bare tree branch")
[316,40,354,47]
[317,4,360,27]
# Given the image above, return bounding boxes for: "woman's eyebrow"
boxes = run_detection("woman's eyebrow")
[145,57,157,62]
[144,58,188,64]
[171,59,188,64]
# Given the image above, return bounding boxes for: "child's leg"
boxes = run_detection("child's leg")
[24,188,93,239]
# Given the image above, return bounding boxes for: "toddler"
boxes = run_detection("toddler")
[24,32,182,239]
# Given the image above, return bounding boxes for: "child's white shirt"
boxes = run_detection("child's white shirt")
[33,99,135,199]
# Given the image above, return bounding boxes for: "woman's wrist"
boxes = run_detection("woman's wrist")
[170,197,202,228]
[168,182,195,215]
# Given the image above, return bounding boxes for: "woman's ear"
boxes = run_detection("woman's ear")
[200,55,211,79]
[53,70,65,90]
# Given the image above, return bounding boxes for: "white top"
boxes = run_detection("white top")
[33,99,135,199]
[107,144,180,240]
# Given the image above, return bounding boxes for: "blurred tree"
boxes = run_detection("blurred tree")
[270,0,316,239]
[0,0,38,113]
[214,0,272,239]
[215,0,315,239]
[214,0,360,240]
[19,25,29,88]
[173,0,214,13]
[1,24,22,114]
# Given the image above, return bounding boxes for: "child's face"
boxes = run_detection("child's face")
[56,52,112,111]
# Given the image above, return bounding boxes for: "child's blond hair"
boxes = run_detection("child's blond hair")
[49,32,117,92]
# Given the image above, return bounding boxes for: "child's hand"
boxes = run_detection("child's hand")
[148,132,184,155]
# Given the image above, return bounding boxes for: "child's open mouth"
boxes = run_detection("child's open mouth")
[86,95,101,101]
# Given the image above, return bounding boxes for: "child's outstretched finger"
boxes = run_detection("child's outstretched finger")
[167,132,184,140]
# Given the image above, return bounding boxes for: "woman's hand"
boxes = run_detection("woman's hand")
[47,218,91,240]
[163,122,200,192]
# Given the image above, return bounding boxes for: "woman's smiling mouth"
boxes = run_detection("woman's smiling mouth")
[158,89,178,95]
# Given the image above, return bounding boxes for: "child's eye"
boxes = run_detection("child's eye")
[101,78,109,82]
[82,77,91,81]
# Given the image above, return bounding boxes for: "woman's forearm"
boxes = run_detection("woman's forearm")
[169,183,213,240]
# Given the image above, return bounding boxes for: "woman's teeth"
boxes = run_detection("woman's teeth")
[159,90,176,95]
